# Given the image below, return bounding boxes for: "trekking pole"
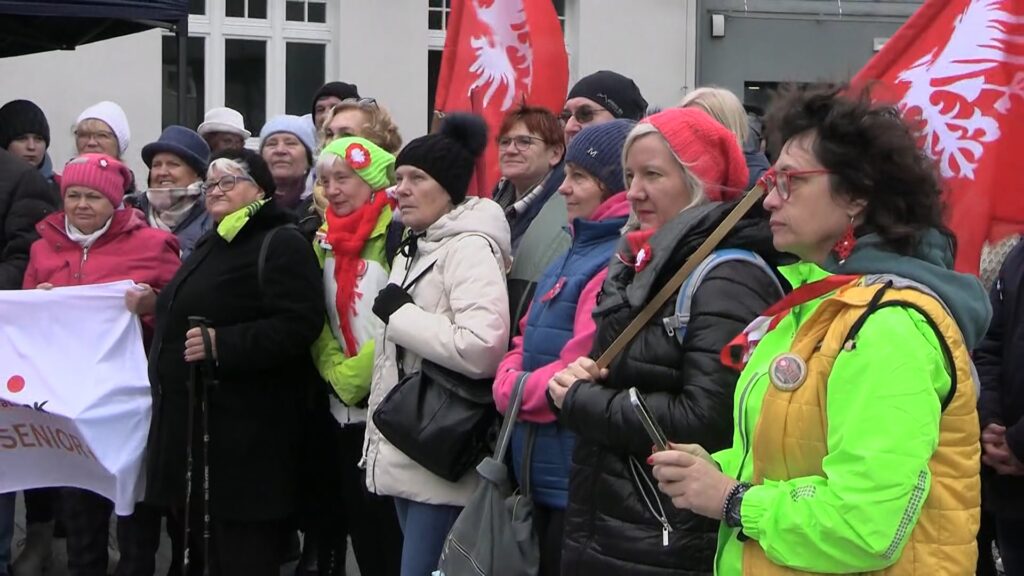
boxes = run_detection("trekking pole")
[189,316,219,576]
[182,319,200,574]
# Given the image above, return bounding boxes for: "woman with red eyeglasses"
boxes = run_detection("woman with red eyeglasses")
[650,86,988,575]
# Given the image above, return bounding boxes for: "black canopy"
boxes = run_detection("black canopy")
[0,0,189,121]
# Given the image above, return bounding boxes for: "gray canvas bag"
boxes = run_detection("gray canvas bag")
[435,372,540,576]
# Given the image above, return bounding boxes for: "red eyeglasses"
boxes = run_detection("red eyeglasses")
[758,168,831,201]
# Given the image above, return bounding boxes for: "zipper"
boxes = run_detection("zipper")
[735,370,763,476]
[629,456,673,547]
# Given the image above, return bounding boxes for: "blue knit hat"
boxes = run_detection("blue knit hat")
[141,125,211,178]
[260,115,317,164]
[564,119,635,194]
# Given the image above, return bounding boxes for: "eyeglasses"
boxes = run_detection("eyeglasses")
[497,134,545,151]
[759,168,831,201]
[341,97,378,109]
[74,130,116,143]
[200,174,254,194]
[559,106,606,125]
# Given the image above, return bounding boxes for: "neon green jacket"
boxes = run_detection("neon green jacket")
[712,262,950,574]
[310,208,391,419]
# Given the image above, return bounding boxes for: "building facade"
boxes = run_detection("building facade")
[0,0,919,179]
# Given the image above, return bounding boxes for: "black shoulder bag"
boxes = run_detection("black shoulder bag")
[372,256,499,482]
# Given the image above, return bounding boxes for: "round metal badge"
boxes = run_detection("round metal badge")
[769,353,808,391]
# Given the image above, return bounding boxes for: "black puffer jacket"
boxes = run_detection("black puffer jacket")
[976,241,1024,519]
[560,201,791,576]
[0,148,59,289]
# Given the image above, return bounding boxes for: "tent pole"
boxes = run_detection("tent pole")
[176,16,188,126]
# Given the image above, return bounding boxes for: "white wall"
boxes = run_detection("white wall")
[571,0,697,110]
[0,30,162,180]
[336,0,429,145]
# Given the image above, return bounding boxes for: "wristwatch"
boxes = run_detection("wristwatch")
[724,482,752,529]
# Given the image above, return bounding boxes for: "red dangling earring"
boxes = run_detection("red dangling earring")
[833,216,857,265]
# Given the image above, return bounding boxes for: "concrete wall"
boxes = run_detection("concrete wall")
[570,0,698,110]
[0,30,162,180]
[696,0,921,103]
[336,0,429,143]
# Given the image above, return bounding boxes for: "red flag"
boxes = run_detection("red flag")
[852,0,1024,274]
[435,0,569,198]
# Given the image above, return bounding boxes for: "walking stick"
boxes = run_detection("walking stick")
[182,316,218,576]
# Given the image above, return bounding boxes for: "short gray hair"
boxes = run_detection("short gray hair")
[208,157,250,179]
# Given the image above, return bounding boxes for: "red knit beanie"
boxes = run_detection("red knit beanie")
[61,153,130,207]
[643,108,748,201]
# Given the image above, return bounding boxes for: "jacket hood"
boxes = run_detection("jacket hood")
[822,229,992,348]
[418,196,512,269]
[616,200,793,307]
[588,191,631,223]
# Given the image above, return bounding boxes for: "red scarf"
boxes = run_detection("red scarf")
[324,191,389,356]
[618,229,657,272]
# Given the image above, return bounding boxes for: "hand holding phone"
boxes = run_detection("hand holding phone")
[629,387,669,452]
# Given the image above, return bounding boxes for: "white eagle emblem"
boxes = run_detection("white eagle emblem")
[896,0,1024,180]
[467,0,535,111]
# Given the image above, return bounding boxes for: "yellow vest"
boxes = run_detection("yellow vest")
[742,282,980,576]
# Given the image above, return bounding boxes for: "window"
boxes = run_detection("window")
[189,0,205,15]
[161,36,205,130]
[286,0,327,23]
[225,39,267,134]
[429,0,565,31]
[286,43,326,116]
[226,0,267,19]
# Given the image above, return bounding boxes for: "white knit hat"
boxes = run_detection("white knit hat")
[197,107,251,139]
[76,101,131,156]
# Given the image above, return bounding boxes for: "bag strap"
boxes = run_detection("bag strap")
[257,224,299,295]
[595,185,767,369]
[493,372,530,462]
[663,248,782,343]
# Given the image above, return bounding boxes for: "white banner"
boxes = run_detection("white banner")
[0,281,151,515]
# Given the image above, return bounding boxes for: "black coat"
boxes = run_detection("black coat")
[145,199,326,522]
[0,148,59,289]
[560,202,790,576]
[975,241,1024,519]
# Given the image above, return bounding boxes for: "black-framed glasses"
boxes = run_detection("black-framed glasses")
[559,106,606,125]
[497,134,545,151]
[200,174,254,194]
[759,168,831,201]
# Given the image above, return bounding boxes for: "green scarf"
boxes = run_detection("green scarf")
[217,199,268,242]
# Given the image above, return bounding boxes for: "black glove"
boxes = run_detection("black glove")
[373,283,414,324]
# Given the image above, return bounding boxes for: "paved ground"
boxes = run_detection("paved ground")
[11,493,360,575]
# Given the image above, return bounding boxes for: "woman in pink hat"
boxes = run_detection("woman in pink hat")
[547,108,789,576]
[23,153,181,575]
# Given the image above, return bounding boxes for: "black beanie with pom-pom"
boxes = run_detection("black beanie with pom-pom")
[395,113,487,204]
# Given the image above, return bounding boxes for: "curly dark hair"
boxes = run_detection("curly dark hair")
[765,84,951,256]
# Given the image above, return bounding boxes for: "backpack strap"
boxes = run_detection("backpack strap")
[663,248,782,343]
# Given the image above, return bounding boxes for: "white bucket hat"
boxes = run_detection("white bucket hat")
[197,107,251,139]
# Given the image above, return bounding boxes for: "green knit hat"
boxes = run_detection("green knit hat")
[322,136,395,190]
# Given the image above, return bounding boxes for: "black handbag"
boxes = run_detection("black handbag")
[371,256,498,482]
[373,357,498,482]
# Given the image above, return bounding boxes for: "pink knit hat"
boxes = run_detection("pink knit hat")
[643,107,748,202]
[61,153,131,206]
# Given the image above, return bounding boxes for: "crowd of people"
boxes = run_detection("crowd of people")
[0,68,1021,576]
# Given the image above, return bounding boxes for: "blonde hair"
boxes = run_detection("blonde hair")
[319,101,403,153]
[622,123,707,222]
[679,86,749,148]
